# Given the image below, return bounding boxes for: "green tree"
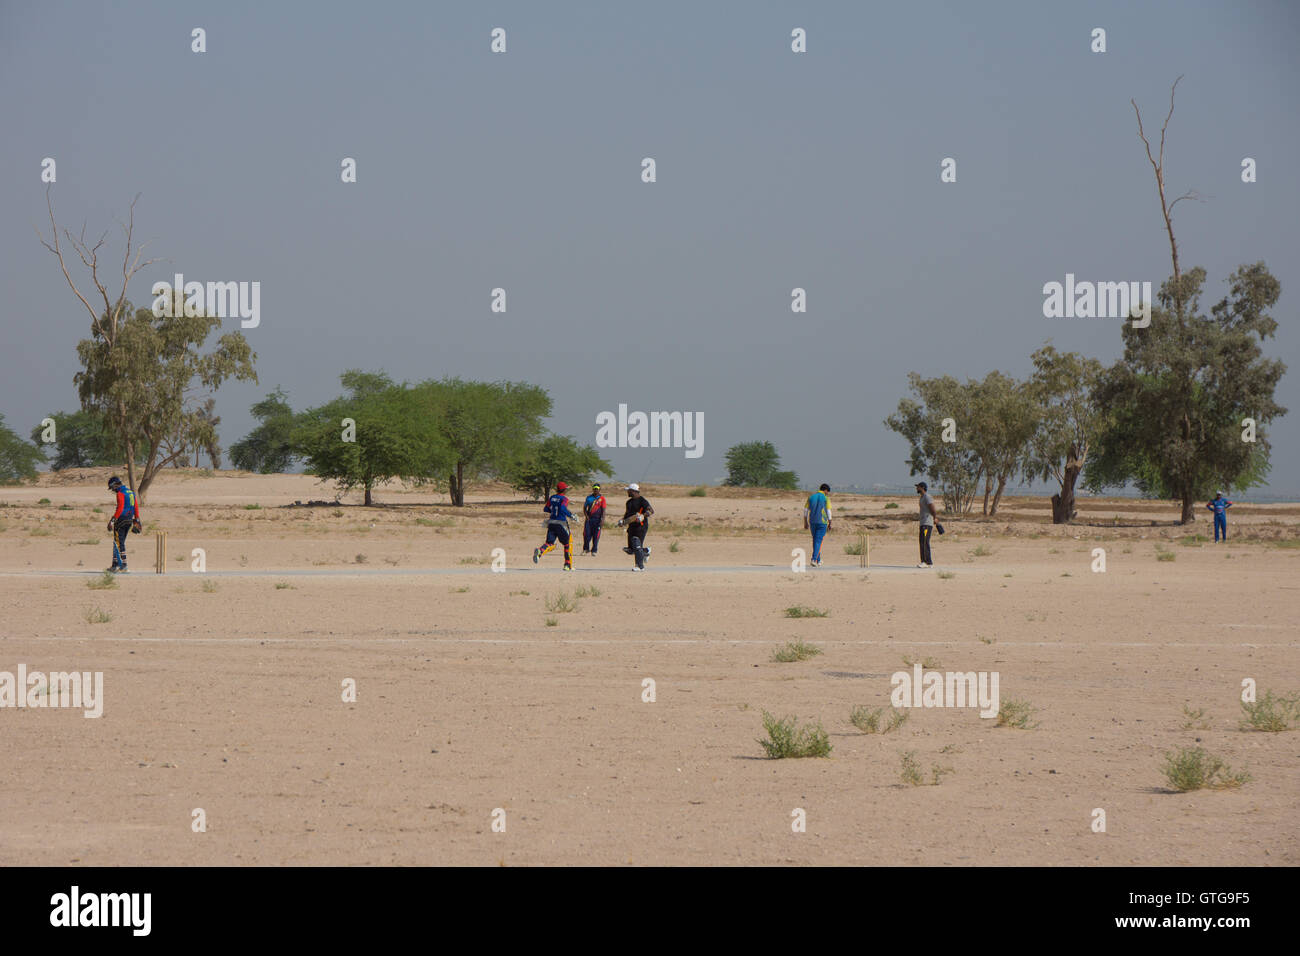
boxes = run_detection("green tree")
[885,374,982,514]
[967,371,1038,516]
[1023,345,1106,524]
[30,409,128,470]
[1086,265,1286,522]
[415,379,552,506]
[505,434,613,501]
[0,415,44,484]
[73,294,257,500]
[723,441,799,489]
[230,387,297,474]
[294,373,449,506]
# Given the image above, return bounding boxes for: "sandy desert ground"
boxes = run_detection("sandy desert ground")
[1,469,1297,866]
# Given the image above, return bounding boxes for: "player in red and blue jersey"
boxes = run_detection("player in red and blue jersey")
[106,475,139,572]
[582,484,606,556]
[1206,492,1233,542]
[533,481,575,570]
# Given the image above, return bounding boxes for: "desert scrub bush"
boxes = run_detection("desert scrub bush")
[354,553,368,564]
[38,497,51,505]
[996,699,1039,729]
[451,585,471,593]
[545,591,579,613]
[784,605,828,618]
[757,711,831,759]
[74,538,99,545]
[83,606,112,624]
[201,580,218,593]
[1180,704,1211,730]
[669,540,681,553]
[936,570,955,579]
[969,544,994,557]
[275,582,295,590]
[901,655,941,668]
[86,571,118,591]
[1162,746,1250,791]
[545,617,558,627]
[843,539,865,555]
[849,705,882,733]
[244,503,261,510]
[1239,690,1300,732]
[331,509,344,517]
[1156,550,1177,562]
[459,555,488,564]
[689,486,707,497]
[573,585,601,598]
[771,639,822,663]
[884,502,899,509]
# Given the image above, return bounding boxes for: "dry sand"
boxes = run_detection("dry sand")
[1,470,1297,865]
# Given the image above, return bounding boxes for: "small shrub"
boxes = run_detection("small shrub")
[74,538,99,545]
[354,553,368,564]
[978,635,995,645]
[669,540,681,553]
[545,617,558,627]
[459,555,488,565]
[545,591,578,613]
[275,582,295,590]
[997,699,1039,729]
[969,544,994,557]
[771,639,822,663]
[1156,551,1177,562]
[900,751,923,786]
[451,585,471,593]
[884,502,899,509]
[573,585,601,598]
[849,706,882,733]
[83,606,112,624]
[689,486,707,497]
[843,539,865,555]
[202,579,218,593]
[244,503,261,510]
[509,590,530,596]
[784,605,829,618]
[331,509,344,518]
[38,497,51,505]
[885,708,910,733]
[757,711,832,759]
[1162,746,1250,791]
[86,571,118,591]
[936,570,955,579]
[1180,704,1211,730]
[1240,690,1300,732]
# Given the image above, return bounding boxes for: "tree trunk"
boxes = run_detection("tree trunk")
[1180,494,1195,524]
[990,475,1008,516]
[982,473,992,516]
[453,461,465,507]
[1051,464,1081,524]
[365,481,373,507]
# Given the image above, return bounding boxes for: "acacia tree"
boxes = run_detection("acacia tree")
[1023,345,1106,524]
[415,379,552,506]
[0,415,44,485]
[504,434,612,501]
[294,372,448,506]
[39,194,255,499]
[30,409,129,470]
[722,441,799,489]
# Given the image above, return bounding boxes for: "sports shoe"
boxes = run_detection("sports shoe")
[563,564,573,571]
[916,563,928,568]
[532,548,540,564]
[631,566,644,572]
[581,549,590,556]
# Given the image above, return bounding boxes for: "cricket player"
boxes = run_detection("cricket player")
[803,483,833,567]
[106,475,140,573]
[533,481,574,570]
[916,481,938,568]
[616,483,654,571]
[1206,492,1233,542]
[582,483,607,555]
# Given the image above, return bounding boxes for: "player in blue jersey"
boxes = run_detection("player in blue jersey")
[533,481,575,570]
[803,483,833,567]
[1206,492,1233,542]
[106,475,140,572]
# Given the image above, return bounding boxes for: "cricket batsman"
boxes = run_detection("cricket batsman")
[616,483,654,571]
[106,475,141,573]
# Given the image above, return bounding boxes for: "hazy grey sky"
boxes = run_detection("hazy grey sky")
[3,1,1297,495]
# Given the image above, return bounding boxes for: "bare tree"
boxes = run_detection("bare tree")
[1131,75,1201,320]
[36,189,160,492]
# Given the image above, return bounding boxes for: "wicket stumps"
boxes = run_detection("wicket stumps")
[155,531,167,574]
[858,530,870,569]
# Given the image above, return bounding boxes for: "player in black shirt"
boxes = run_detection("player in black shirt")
[616,483,654,571]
